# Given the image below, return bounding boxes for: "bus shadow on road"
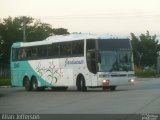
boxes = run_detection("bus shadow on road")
[7,87,133,93]
[28,88,131,93]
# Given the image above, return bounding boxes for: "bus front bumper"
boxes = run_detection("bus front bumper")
[99,77,135,87]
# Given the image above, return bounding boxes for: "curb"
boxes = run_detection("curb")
[0,86,12,88]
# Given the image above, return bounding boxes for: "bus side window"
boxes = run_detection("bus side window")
[72,40,84,56]
[18,48,26,60]
[86,39,96,51]
[52,43,60,58]
[37,46,47,58]
[26,49,31,59]
[37,46,42,58]
[31,48,37,59]
[47,45,53,57]
[12,48,18,60]
[60,42,71,57]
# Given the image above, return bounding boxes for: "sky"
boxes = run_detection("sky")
[0,0,160,38]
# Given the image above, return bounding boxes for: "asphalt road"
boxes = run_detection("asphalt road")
[0,78,160,114]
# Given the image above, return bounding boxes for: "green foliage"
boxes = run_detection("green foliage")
[135,69,158,77]
[0,16,69,62]
[0,93,4,97]
[53,28,69,35]
[0,77,11,86]
[131,31,160,67]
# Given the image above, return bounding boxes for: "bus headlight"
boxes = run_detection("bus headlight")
[102,80,110,86]
[129,78,135,83]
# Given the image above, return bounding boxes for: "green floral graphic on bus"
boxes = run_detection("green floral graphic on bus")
[35,61,63,84]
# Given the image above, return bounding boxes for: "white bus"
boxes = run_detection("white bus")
[11,33,135,91]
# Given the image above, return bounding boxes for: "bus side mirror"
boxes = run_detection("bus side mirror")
[87,49,101,63]
[87,51,92,61]
[87,50,99,74]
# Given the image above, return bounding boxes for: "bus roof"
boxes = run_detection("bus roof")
[12,33,129,48]
[45,33,111,41]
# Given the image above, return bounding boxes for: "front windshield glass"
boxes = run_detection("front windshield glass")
[99,50,133,72]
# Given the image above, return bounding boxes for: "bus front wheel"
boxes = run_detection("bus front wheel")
[24,77,32,91]
[76,75,87,92]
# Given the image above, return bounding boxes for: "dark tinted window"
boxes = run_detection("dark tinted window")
[47,45,53,57]
[12,48,18,60]
[26,47,37,59]
[52,43,60,57]
[12,48,27,60]
[60,42,72,57]
[86,39,96,51]
[98,39,131,51]
[72,40,84,56]
[37,46,47,58]
[12,40,85,61]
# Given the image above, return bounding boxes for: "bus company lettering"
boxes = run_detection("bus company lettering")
[65,59,84,67]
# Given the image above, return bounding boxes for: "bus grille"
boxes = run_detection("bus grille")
[111,74,126,77]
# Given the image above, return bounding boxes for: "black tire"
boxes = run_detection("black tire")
[77,80,81,91]
[24,77,32,91]
[110,86,116,91]
[77,76,87,92]
[31,77,39,91]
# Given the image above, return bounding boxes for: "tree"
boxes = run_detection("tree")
[0,16,69,62]
[131,31,160,68]
[0,16,23,62]
[53,28,69,35]
[26,20,53,42]
[130,33,141,67]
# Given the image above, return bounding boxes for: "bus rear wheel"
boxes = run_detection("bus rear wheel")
[31,77,39,91]
[31,77,45,91]
[76,75,87,92]
[24,77,32,91]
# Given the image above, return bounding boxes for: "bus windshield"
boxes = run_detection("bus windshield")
[97,39,133,72]
[99,50,133,72]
